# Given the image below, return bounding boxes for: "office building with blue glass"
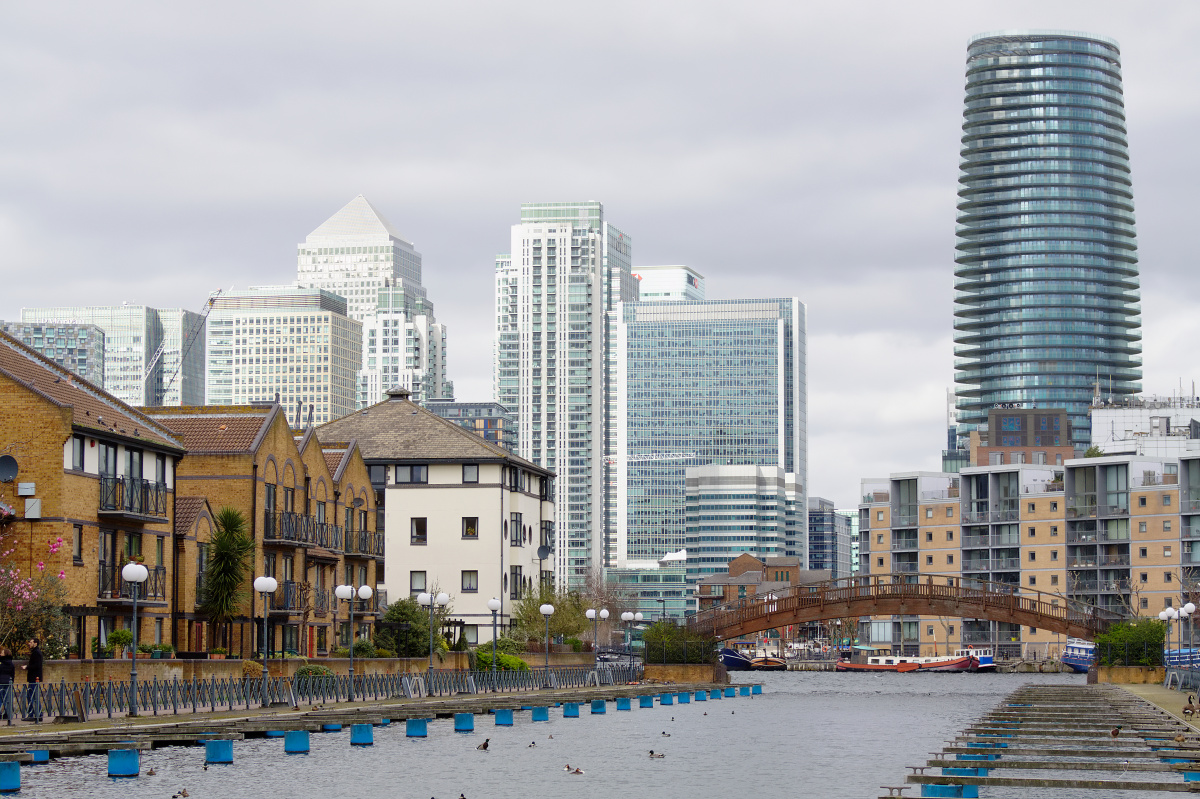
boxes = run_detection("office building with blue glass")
[610,298,807,615]
[954,30,1142,448]
[807,497,852,579]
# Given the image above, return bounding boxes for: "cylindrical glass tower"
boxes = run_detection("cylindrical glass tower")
[954,30,1142,448]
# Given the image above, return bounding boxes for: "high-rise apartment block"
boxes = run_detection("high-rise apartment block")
[296,196,451,406]
[205,287,361,426]
[494,201,637,588]
[954,31,1142,448]
[859,452,1196,656]
[631,265,705,302]
[1,321,105,388]
[20,305,205,407]
[611,298,807,573]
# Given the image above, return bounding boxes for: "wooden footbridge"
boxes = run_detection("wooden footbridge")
[688,574,1124,642]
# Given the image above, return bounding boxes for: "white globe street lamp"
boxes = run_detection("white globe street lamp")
[121,562,149,717]
[335,583,373,701]
[417,591,451,676]
[252,576,278,705]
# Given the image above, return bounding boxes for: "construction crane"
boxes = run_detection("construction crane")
[145,289,223,405]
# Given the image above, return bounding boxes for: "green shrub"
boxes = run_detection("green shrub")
[137,642,155,654]
[242,660,264,679]
[332,647,350,658]
[565,637,583,653]
[106,629,133,653]
[375,648,395,658]
[352,639,376,659]
[474,650,530,671]
[491,636,527,656]
[294,664,334,678]
[1094,619,1164,667]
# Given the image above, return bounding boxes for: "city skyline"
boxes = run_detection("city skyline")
[3,4,1200,506]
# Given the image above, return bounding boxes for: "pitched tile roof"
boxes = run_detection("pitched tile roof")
[315,391,548,474]
[0,330,182,450]
[142,405,277,454]
[174,496,210,536]
[322,448,347,479]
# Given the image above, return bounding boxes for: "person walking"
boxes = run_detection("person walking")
[21,639,42,722]
[0,648,14,721]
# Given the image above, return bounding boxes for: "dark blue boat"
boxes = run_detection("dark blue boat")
[719,648,754,671]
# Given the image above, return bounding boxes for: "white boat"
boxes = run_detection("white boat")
[1061,638,1095,673]
[954,646,995,672]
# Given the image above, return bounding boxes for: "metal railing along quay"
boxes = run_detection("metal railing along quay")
[0,664,644,724]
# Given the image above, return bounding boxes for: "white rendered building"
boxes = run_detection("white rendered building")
[296,195,451,407]
[1091,396,1200,458]
[494,201,638,589]
[205,287,361,426]
[316,388,554,644]
[630,265,705,302]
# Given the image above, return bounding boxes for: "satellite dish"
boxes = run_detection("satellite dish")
[0,456,16,483]
[537,545,551,561]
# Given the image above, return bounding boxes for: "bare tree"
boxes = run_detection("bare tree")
[577,568,636,647]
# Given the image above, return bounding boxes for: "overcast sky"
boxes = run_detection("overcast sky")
[3,2,1199,506]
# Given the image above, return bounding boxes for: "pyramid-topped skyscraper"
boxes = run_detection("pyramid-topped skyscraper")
[297,196,451,406]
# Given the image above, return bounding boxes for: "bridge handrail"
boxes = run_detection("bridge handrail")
[688,573,1125,640]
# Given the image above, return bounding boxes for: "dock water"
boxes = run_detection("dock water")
[883,684,1200,797]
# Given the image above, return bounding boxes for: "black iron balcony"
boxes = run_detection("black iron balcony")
[99,477,169,521]
[98,562,167,601]
[263,510,314,545]
[313,587,330,616]
[269,580,303,611]
[310,521,343,550]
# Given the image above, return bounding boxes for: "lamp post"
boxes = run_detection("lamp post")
[621,611,634,658]
[252,576,278,706]
[1180,606,1192,670]
[417,591,450,676]
[634,612,643,657]
[586,608,609,668]
[540,603,554,687]
[336,584,373,702]
[1187,602,1198,670]
[1160,608,1172,667]
[121,562,149,717]
[487,597,502,686]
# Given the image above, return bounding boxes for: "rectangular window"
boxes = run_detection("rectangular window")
[1164,520,1173,532]
[155,537,163,567]
[396,465,428,484]
[946,554,954,565]
[948,625,955,635]
[99,442,117,476]
[462,570,479,592]
[1165,546,1173,558]
[946,507,954,518]
[946,531,954,541]
[877,511,884,522]
[1050,550,1058,561]
[1050,526,1058,536]
[876,557,884,568]
[1140,572,1148,583]
[1050,575,1059,586]
[1164,494,1173,507]
[1028,502,1035,513]
[1050,501,1058,512]
[925,508,933,519]
[410,518,428,545]
[71,435,85,471]
[509,565,523,599]
[462,464,479,484]
[1028,551,1036,562]
[1138,496,1147,507]
[1140,547,1148,558]
[463,625,478,645]
[72,524,83,562]
[409,571,426,596]
[462,517,479,539]
[510,512,524,546]
[155,454,166,484]
[1140,597,1149,610]
[1029,576,1036,586]
[1139,521,1147,533]
[925,555,933,565]
[368,465,387,485]
[1028,527,1036,537]
[876,534,883,545]
[1166,572,1174,583]
[317,626,327,652]
[925,531,933,542]
[927,626,934,636]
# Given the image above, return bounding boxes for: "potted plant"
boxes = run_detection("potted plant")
[67,644,80,660]
[151,644,174,660]
[107,629,134,659]
[136,642,154,659]
[209,647,228,660]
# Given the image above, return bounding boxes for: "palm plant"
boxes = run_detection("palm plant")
[199,507,254,652]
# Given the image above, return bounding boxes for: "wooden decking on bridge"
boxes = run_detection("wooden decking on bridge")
[688,574,1123,642]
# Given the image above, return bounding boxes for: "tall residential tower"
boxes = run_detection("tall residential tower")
[954,31,1142,448]
[494,201,637,588]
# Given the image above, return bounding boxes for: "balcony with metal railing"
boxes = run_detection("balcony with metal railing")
[99,477,169,522]
[1098,503,1129,518]
[98,562,167,602]
[891,535,919,552]
[893,562,918,573]
[1067,555,1098,568]
[269,580,303,612]
[962,510,990,524]
[263,511,315,546]
[892,513,918,528]
[1100,554,1131,567]
[311,521,344,550]
[1182,497,1200,514]
[1067,530,1130,544]
[313,587,330,617]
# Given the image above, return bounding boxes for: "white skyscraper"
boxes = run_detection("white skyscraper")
[296,195,451,406]
[494,201,638,588]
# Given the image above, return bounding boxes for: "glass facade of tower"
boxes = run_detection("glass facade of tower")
[613,299,806,567]
[954,30,1142,448]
